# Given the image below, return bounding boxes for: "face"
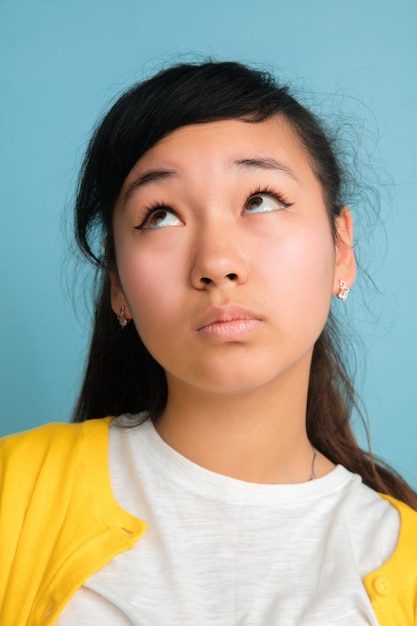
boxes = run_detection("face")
[111,117,355,397]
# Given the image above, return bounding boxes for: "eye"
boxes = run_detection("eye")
[135,206,182,230]
[243,191,293,215]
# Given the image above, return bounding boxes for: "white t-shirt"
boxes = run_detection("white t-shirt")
[57,417,399,625]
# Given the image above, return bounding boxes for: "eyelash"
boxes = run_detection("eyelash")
[133,186,293,230]
[134,201,176,230]
[246,186,294,210]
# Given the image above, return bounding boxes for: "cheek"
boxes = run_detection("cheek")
[258,222,335,289]
[116,246,185,334]
[254,221,336,342]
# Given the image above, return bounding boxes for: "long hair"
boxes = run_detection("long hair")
[72,61,417,509]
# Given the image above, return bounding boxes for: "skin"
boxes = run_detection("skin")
[110,116,356,484]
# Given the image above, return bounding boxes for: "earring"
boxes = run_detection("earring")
[337,280,350,302]
[117,305,128,329]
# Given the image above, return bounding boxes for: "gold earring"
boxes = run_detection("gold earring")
[337,280,350,302]
[117,305,128,328]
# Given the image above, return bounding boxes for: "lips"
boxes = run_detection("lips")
[196,305,262,339]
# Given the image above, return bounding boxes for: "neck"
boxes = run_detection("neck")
[154,364,334,484]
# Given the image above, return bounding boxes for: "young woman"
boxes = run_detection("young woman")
[1,61,416,625]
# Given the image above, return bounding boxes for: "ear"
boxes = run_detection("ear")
[333,207,356,295]
[103,237,132,319]
[110,267,132,319]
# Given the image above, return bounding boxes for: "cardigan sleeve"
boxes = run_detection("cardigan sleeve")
[0,423,87,622]
[364,494,417,625]
[0,420,146,626]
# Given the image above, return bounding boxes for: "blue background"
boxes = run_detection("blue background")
[1,0,416,486]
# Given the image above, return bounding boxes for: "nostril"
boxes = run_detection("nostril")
[198,273,238,285]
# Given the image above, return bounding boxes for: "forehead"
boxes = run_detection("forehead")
[122,116,318,188]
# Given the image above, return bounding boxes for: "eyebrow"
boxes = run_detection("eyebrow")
[123,169,178,204]
[233,157,299,181]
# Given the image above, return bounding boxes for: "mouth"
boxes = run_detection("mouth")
[196,305,262,340]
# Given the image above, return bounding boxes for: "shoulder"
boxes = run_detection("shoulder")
[378,493,417,559]
[378,494,417,550]
[0,417,113,448]
[0,417,116,545]
[0,418,113,485]
[364,494,417,623]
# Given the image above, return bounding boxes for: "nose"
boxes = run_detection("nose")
[190,223,249,289]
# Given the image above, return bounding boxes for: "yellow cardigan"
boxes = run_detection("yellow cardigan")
[1,418,416,625]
